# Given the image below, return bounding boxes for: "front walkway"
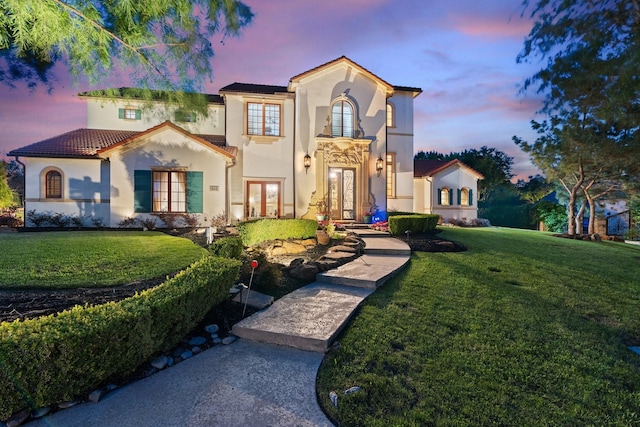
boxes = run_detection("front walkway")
[26,232,410,427]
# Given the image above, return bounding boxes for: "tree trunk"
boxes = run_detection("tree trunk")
[575,200,586,235]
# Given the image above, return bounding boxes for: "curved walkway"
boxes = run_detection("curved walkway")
[26,232,409,427]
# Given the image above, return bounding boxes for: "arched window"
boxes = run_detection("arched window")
[386,102,395,127]
[460,188,470,206]
[331,98,354,138]
[45,170,62,198]
[438,187,452,206]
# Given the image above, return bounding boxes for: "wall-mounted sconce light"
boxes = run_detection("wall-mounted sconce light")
[376,155,384,177]
[304,153,311,174]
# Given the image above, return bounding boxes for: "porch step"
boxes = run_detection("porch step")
[316,254,410,289]
[232,283,374,353]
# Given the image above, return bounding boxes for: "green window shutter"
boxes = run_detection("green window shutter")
[437,188,442,205]
[133,170,152,212]
[457,189,461,205]
[449,189,453,206]
[186,171,203,213]
[469,189,473,206]
[118,108,124,119]
[135,109,142,120]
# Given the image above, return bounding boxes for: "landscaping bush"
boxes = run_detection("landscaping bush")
[237,218,317,246]
[208,236,244,259]
[388,214,439,235]
[0,255,240,420]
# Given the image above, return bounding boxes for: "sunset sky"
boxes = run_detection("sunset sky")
[0,0,544,179]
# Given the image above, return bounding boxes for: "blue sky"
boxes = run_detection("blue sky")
[0,0,544,179]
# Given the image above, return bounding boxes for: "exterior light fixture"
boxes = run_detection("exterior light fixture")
[376,155,384,177]
[304,153,311,174]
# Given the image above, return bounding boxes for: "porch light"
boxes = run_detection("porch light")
[303,153,312,174]
[376,155,384,176]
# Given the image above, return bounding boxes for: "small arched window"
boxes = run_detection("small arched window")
[460,188,469,206]
[386,102,395,127]
[438,187,452,206]
[331,98,354,138]
[46,170,62,198]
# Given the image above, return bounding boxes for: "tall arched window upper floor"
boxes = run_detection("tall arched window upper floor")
[386,102,395,128]
[330,95,357,138]
[40,167,64,199]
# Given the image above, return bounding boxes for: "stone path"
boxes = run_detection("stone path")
[25,231,410,427]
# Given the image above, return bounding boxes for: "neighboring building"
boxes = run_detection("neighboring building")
[413,159,484,221]
[10,57,423,227]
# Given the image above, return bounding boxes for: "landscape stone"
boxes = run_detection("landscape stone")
[31,407,51,419]
[329,391,338,408]
[321,251,356,261]
[167,357,175,367]
[213,337,222,345]
[192,346,202,354]
[6,409,29,427]
[288,257,305,269]
[151,355,169,370]
[289,263,319,282]
[222,336,237,345]
[328,245,357,253]
[344,386,361,395]
[180,350,193,360]
[188,336,207,346]
[205,324,219,334]
[58,401,79,409]
[88,389,104,403]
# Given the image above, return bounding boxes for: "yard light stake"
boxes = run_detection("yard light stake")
[243,259,258,316]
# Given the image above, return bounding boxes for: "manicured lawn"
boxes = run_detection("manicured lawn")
[0,231,208,289]
[317,227,640,426]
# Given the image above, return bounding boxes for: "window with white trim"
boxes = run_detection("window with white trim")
[153,171,186,212]
[247,102,281,136]
[439,187,453,206]
[386,153,395,197]
[386,103,395,127]
[45,170,62,199]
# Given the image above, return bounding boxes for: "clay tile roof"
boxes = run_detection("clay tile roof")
[9,127,235,158]
[414,159,484,179]
[219,82,289,95]
[8,129,140,158]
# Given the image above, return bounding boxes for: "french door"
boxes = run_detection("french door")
[328,168,355,220]
[246,181,280,218]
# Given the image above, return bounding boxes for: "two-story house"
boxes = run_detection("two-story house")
[10,56,424,227]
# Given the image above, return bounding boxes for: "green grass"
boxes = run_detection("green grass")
[0,231,208,289]
[317,227,640,426]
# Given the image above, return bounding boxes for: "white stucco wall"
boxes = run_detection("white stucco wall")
[22,157,110,226]
[291,62,389,219]
[413,165,480,221]
[85,98,225,135]
[106,127,229,227]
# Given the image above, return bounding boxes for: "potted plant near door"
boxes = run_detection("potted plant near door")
[316,199,328,222]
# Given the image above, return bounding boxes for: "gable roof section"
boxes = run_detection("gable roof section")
[219,82,289,95]
[414,159,484,179]
[288,56,396,95]
[97,121,235,159]
[9,122,236,159]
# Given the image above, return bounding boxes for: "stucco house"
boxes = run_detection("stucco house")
[10,56,426,227]
[413,159,484,221]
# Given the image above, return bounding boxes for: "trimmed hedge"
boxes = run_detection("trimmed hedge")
[388,214,440,235]
[237,218,318,246]
[0,256,240,420]
[208,236,244,259]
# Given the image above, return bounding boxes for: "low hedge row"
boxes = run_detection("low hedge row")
[0,255,240,420]
[237,218,317,246]
[208,236,244,259]
[388,214,440,235]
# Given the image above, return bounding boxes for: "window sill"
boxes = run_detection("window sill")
[245,134,283,144]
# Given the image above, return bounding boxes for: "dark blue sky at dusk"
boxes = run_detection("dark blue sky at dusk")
[0,0,545,179]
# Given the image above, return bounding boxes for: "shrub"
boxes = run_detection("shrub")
[118,216,138,228]
[0,256,240,420]
[388,214,439,235]
[26,210,50,227]
[138,217,157,230]
[208,236,244,259]
[237,219,317,246]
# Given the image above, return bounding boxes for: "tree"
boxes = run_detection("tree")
[0,160,19,209]
[515,174,553,204]
[516,0,640,234]
[415,146,514,203]
[0,0,253,108]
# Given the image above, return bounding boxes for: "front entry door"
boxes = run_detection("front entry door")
[328,168,355,220]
